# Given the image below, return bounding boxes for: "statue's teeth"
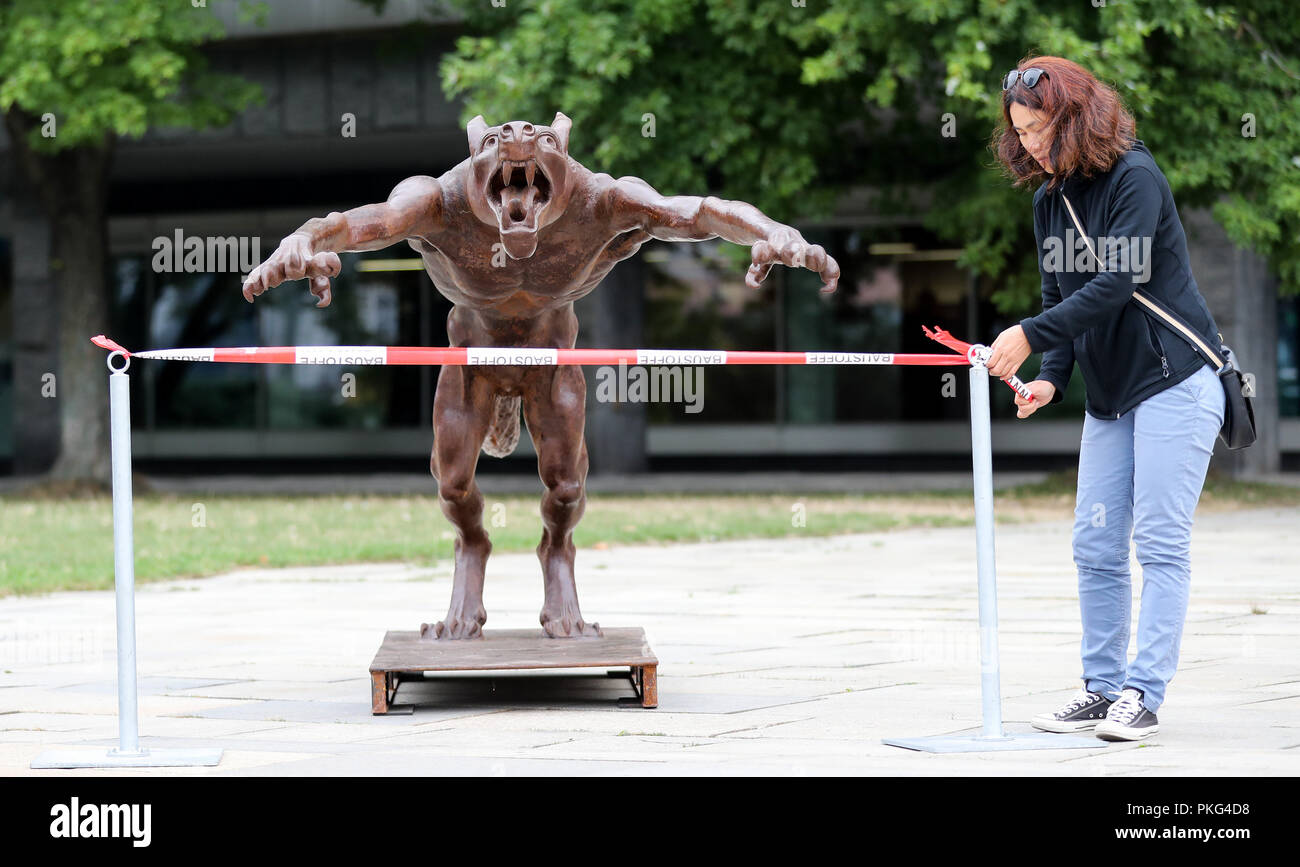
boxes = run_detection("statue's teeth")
[525,161,536,186]
[501,161,514,185]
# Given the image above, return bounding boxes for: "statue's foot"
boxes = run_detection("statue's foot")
[540,605,602,639]
[420,606,486,640]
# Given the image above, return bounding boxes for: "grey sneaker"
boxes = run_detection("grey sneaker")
[1095,688,1160,741]
[1031,688,1114,733]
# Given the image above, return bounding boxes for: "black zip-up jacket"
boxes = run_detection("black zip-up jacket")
[1019,140,1221,419]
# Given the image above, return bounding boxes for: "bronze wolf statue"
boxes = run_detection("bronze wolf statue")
[242,112,839,638]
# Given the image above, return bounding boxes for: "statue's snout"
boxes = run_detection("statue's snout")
[498,122,538,161]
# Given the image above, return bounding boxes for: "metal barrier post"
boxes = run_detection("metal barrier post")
[882,350,1103,753]
[968,361,1004,738]
[30,353,222,769]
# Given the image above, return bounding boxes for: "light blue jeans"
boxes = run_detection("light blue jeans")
[1071,364,1225,712]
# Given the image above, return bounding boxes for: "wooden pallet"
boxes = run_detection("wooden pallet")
[369,627,659,713]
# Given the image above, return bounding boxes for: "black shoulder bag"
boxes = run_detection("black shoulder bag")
[1061,193,1256,449]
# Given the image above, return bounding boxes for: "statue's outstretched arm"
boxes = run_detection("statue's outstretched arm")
[242,176,444,308]
[606,177,839,294]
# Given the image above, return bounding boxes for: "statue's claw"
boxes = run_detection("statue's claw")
[747,234,840,294]
[421,592,487,640]
[421,616,485,640]
[540,605,602,639]
[240,238,340,306]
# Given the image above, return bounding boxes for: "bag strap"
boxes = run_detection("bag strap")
[1059,192,1227,372]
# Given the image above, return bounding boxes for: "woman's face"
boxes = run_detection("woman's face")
[1009,102,1053,173]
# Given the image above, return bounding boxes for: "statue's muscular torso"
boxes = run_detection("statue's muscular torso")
[407,163,650,349]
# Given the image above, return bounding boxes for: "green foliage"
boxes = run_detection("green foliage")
[436,0,1300,313]
[0,0,262,152]
[440,0,847,219]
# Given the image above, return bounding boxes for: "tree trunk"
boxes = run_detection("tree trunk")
[4,110,114,483]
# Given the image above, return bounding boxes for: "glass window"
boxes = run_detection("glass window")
[107,249,444,434]
[259,252,432,430]
[642,239,777,423]
[641,225,1092,425]
[94,215,1134,445]
[149,270,260,429]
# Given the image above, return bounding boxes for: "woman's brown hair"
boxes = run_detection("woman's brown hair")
[994,55,1136,190]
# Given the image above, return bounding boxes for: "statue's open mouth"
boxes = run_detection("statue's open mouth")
[487,158,552,234]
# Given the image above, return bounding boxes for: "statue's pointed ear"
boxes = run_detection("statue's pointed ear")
[551,112,572,151]
[466,115,488,153]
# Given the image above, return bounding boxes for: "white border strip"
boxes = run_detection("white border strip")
[294,346,387,365]
[635,349,728,365]
[804,351,895,365]
[466,347,558,365]
[133,348,215,362]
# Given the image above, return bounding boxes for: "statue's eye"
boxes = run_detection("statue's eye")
[540,133,556,147]
[483,134,498,148]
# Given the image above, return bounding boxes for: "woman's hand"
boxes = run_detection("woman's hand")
[1014,379,1056,418]
[986,324,1031,378]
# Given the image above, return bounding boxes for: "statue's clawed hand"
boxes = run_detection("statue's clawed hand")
[746,228,840,295]
[242,233,343,308]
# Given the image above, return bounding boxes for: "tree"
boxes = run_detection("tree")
[0,0,260,482]
[435,0,1300,311]
[429,0,1298,475]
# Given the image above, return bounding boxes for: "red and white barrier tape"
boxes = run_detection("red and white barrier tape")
[922,326,1036,403]
[91,326,1035,402]
[92,337,966,367]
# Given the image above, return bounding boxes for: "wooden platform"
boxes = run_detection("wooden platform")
[369,627,658,713]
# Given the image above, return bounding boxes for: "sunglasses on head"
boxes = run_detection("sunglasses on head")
[1003,67,1048,91]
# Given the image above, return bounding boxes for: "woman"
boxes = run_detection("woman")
[984,56,1226,742]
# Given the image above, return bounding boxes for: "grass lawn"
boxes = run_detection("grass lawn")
[2,471,1297,597]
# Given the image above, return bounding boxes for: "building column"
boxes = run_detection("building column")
[9,179,60,475]
[1185,208,1280,477]
[575,253,648,474]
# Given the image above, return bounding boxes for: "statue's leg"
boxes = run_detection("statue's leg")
[523,364,600,638]
[423,366,495,640]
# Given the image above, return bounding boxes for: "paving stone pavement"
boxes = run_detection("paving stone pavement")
[2,507,1298,776]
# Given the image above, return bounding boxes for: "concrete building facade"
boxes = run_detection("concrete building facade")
[1,2,1294,477]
